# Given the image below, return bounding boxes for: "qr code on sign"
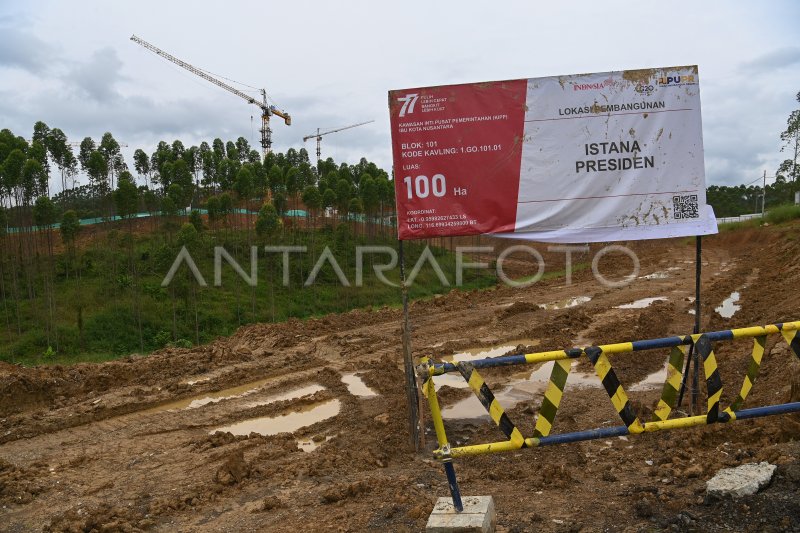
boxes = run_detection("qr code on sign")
[673,194,699,219]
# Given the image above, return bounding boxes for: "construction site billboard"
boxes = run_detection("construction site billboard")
[389,66,718,242]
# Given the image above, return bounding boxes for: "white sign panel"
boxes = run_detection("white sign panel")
[389,65,717,242]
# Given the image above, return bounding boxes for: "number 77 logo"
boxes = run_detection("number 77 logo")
[397,93,419,117]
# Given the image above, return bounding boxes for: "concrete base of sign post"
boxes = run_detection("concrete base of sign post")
[426,496,496,533]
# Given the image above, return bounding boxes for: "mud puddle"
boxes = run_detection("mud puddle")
[616,297,668,309]
[245,384,327,407]
[211,399,341,436]
[434,340,541,389]
[341,373,378,397]
[628,359,670,391]
[144,377,282,413]
[715,291,741,318]
[441,361,599,419]
[539,296,592,310]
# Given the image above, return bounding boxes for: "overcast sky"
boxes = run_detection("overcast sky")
[1,0,799,191]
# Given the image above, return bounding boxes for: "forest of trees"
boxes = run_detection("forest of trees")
[1,122,495,364]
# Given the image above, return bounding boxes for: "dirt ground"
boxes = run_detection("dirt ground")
[2,225,800,532]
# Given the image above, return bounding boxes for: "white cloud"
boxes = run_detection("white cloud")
[1,0,799,189]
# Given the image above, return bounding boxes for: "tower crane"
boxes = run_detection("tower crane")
[303,120,374,162]
[130,34,290,156]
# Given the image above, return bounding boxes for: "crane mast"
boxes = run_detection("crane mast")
[303,120,374,162]
[130,35,290,156]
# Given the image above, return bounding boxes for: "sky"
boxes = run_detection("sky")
[1,0,799,192]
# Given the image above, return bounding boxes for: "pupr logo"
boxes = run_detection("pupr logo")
[397,93,419,117]
[657,75,696,86]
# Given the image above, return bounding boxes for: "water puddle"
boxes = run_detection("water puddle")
[628,359,670,391]
[146,377,278,412]
[441,361,599,419]
[341,373,378,397]
[715,291,741,318]
[211,399,341,436]
[539,296,592,310]
[640,271,669,280]
[616,297,668,309]
[296,435,335,452]
[245,384,327,407]
[434,340,541,390]
[145,379,325,413]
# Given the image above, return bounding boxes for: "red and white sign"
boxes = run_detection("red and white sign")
[389,66,717,242]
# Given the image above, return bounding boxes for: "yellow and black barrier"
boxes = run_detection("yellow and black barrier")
[418,321,800,511]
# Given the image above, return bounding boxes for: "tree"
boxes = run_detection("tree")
[256,202,281,322]
[778,90,800,184]
[322,188,337,223]
[256,202,281,239]
[3,149,26,206]
[114,173,140,219]
[171,140,186,161]
[86,151,109,196]
[359,174,379,236]
[189,209,204,232]
[286,167,300,211]
[234,165,254,201]
[32,121,50,146]
[33,196,57,228]
[302,185,321,229]
[60,209,83,347]
[235,137,250,162]
[335,179,352,222]
[99,132,126,190]
[21,159,45,205]
[205,195,221,227]
[268,164,285,194]
[34,195,59,350]
[60,209,80,248]
[272,190,287,216]
[78,137,95,171]
[47,128,76,195]
[133,149,151,187]
[171,159,194,207]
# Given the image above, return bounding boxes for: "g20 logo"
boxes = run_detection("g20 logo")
[635,84,654,95]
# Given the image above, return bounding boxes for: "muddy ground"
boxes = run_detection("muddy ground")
[1,225,800,532]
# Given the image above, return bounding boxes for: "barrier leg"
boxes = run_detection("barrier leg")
[443,459,463,512]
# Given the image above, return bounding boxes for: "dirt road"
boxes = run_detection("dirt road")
[2,226,799,532]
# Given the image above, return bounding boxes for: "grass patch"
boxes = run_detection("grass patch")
[765,204,800,225]
[718,218,762,232]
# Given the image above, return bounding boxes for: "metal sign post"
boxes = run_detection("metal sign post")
[399,239,421,452]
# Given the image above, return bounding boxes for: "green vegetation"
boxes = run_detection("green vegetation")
[765,204,800,225]
[0,224,494,366]
[0,123,497,365]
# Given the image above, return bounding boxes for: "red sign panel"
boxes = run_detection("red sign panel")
[388,80,528,240]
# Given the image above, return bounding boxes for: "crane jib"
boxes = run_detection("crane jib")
[130,34,290,154]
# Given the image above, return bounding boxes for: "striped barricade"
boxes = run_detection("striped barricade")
[418,321,800,511]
